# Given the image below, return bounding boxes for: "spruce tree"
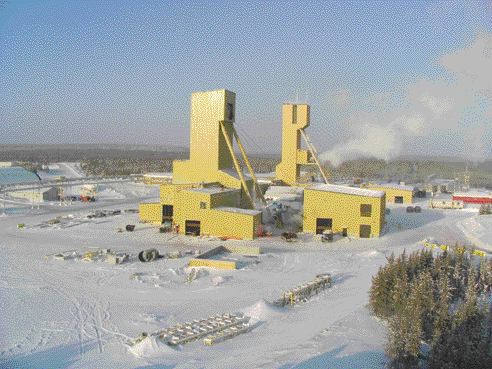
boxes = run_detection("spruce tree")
[415,272,435,341]
[370,264,397,318]
[432,272,451,344]
[429,265,491,369]
[476,258,485,293]
[386,284,423,369]
[392,271,409,316]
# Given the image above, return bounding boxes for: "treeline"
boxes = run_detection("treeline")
[328,159,492,188]
[81,158,178,176]
[369,249,492,369]
[3,144,492,186]
[0,148,187,163]
[81,156,281,176]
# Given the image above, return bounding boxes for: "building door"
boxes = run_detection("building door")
[394,196,403,204]
[185,220,201,236]
[162,205,173,223]
[342,228,348,237]
[359,225,371,238]
[316,218,332,234]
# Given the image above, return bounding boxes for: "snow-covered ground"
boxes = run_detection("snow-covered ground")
[457,214,492,252]
[37,163,85,180]
[0,186,489,369]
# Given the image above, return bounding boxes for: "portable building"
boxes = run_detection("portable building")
[452,192,492,204]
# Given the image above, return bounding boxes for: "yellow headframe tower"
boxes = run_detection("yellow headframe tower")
[173,89,236,184]
[173,89,265,208]
[275,103,329,186]
[140,89,265,240]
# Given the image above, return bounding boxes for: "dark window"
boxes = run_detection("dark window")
[395,196,404,204]
[200,201,207,209]
[292,105,297,124]
[360,204,372,217]
[226,103,234,121]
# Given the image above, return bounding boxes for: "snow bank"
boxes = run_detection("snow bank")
[211,275,233,286]
[241,299,283,322]
[128,336,176,357]
[457,215,492,252]
[356,250,382,258]
[96,188,125,200]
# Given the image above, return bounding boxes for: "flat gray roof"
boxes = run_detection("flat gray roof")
[186,187,239,195]
[213,207,262,216]
[307,184,385,198]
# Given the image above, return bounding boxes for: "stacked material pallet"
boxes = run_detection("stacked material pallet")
[45,248,129,264]
[274,273,332,306]
[203,322,251,345]
[135,313,251,347]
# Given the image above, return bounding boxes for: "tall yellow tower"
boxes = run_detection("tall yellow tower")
[140,88,265,240]
[173,89,265,208]
[173,89,237,184]
[275,104,328,186]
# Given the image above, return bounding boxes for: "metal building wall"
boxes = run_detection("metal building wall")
[303,189,385,238]
[366,185,413,204]
[139,202,163,224]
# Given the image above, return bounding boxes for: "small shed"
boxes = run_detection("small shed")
[42,187,61,201]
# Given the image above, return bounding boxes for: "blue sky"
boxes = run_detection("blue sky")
[0,0,491,159]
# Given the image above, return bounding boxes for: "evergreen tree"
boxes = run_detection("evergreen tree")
[386,285,423,369]
[432,272,451,344]
[392,271,409,316]
[414,272,435,341]
[476,257,488,294]
[370,264,397,318]
[429,266,491,369]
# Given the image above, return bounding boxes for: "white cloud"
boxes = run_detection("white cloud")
[418,93,451,119]
[320,32,492,166]
[321,113,425,166]
[439,32,492,96]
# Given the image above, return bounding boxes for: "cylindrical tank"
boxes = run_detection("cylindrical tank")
[138,248,160,262]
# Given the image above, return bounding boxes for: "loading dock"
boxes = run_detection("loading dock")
[359,225,371,238]
[185,220,201,236]
[316,218,332,234]
[162,204,173,223]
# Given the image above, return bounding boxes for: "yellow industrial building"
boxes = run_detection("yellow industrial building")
[274,103,386,239]
[140,90,387,241]
[275,103,329,186]
[303,184,386,238]
[139,89,264,240]
[364,183,414,204]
